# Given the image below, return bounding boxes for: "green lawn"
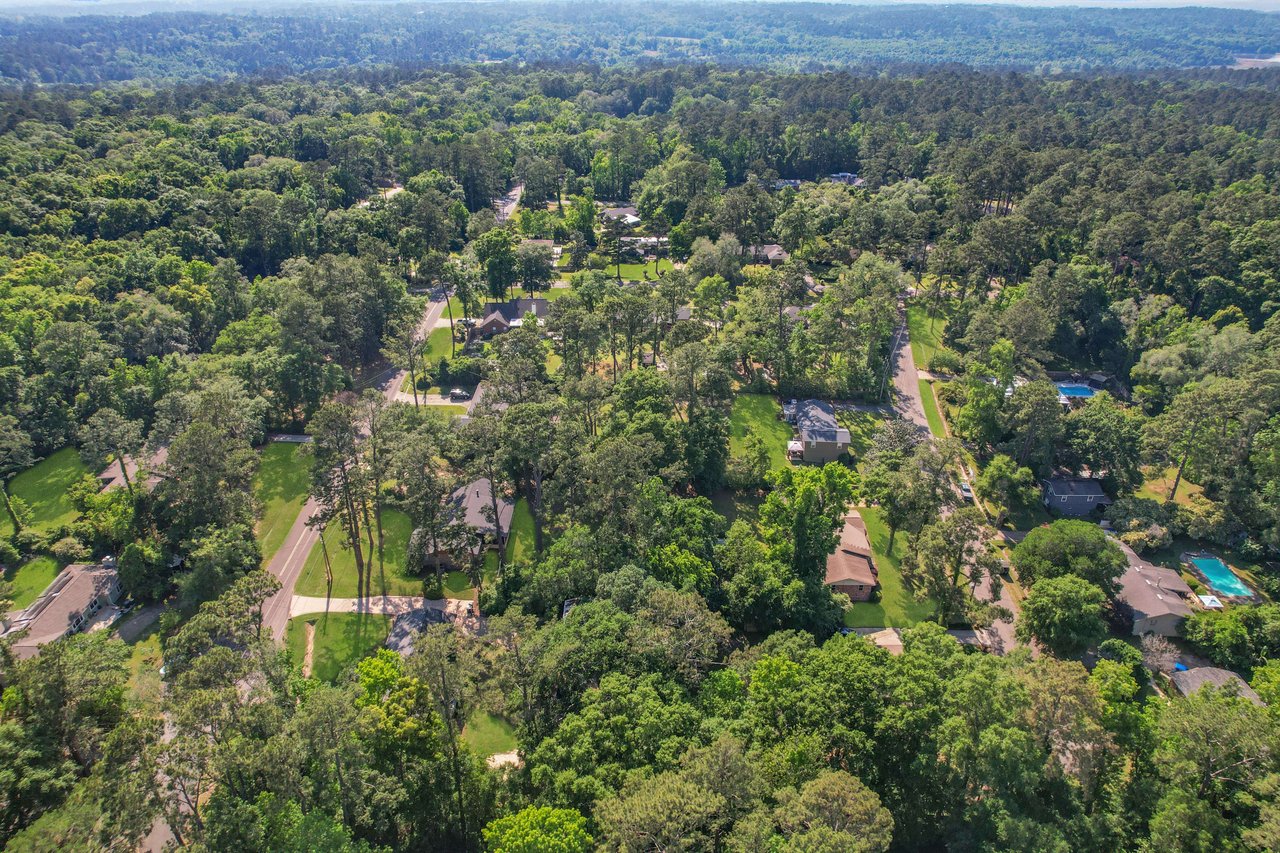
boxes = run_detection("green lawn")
[1137,466,1205,507]
[907,303,953,369]
[612,258,674,282]
[1,448,89,537]
[295,509,423,598]
[254,442,312,563]
[711,489,763,528]
[730,394,793,471]
[918,380,947,438]
[462,711,517,758]
[836,410,884,464]
[477,497,535,596]
[6,555,61,609]
[844,506,936,628]
[124,624,164,705]
[287,612,392,682]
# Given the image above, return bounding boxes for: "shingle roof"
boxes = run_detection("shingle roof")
[1118,561,1193,622]
[796,399,851,445]
[1169,667,1263,705]
[1045,477,1109,498]
[825,513,877,587]
[450,478,515,538]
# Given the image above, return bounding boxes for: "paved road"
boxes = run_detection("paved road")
[262,292,448,643]
[889,313,929,430]
[494,183,523,223]
[291,594,471,618]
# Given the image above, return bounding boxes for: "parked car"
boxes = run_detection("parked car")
[448,387,471,401]
[958,481,974,501]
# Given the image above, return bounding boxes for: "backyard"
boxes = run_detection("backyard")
[729,394,792,471]
[844,506,937,628]
[287,612,392,682]
[254,441,312,563]
[462,711,518,758]
[295,509,421,598]
[1,448,89,538]
[835,409,884,467]
[6,555,61,609]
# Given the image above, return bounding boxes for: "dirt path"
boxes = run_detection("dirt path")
[302,622,315,678]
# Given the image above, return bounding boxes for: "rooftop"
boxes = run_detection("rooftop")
[796,399,851,445]
[4,563,121,659]
[1117,560,1193,621]
[1044,476,1109,498]
[450,477,515,538]
[825,512,877,587]
[1168,667,1263,705]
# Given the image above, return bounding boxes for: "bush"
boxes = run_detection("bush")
[926,350,963,375]
[1099,637,1146,684]
[13,526,48,554]
[1173,495,1237,546]
[0,538,17,570]
[1106,497,1172,554]
[49,535,89,564]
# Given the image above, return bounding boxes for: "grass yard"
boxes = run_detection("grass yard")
[612,258,674,282]
[462,711,517,758]
[1,448,89,538]
[124,624,164,705]
[729,394,793,471]
[907,303,953,369]
[711,489,763,528]
[918,380,947,438]
[476,498,535,596]
[6,555,61,609]
[844,506,936,628]
[254,442,312,563]
[287,612,392,682]
[1137,466,1205,507]
[295,509,424,598]
[836,410,884,465]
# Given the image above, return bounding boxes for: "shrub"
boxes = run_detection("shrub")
[927,350,963,375]
[0,538,17,570]
[49,535,89,564]
[1106,497,1172,554]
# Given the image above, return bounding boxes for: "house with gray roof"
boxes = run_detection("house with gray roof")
[3,563,123,660]
[1117,555,1194,637]
[787,399,851,464]
[450,477,515,550]
[1042,476,1112,517]
[1168,667,1263,705]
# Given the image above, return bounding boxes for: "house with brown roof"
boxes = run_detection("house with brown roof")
[825,511,878,602]
[1116,550,1194,637]
[3,563,123,660]
[748,244,789,266]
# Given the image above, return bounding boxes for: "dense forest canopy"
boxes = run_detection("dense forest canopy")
[3,2,1280,84]
[2,13,1280,851]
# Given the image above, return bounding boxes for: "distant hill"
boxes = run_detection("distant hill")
[2,2,1280,84]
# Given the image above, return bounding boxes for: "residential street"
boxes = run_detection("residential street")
[262,292,449,643]
[890,315,930,430]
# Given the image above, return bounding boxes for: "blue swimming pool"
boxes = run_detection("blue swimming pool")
[1191,556,1253,597]
[1056,383,1096,399]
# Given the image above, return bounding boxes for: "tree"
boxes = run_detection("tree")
[306,395,369,600]
[772,770,894,853]
[516,241,555,296]
[1016,573,1107,657]
[1010,519,1127,594]
[79,408,144,494]
[1000,380,1063,473]
[473,228,519,301]
[902,507,1006,628]
[0,415,33,533]
[482,806,592,853]
[155,421,257,544]
[1062,392,1144,494]
[974,454,1037,527]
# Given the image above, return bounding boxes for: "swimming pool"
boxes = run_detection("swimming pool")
[1191,556,1253,597]
[1056,383,1096,399]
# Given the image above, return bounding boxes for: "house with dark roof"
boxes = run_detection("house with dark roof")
[825,512,878,602]
[475,298,550,338]
[450,477,515,551]
[1042,476,1112,517]
[1168,667,1263,705]
[1117,554,1194,637]
[3,563,123,660]
[748,244,789,266]
[787,399,851,464]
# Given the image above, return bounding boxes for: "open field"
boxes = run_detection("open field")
[844,506,936,628]
[1,448,89,537]
[1137,466,1205,506]
[730,394,792,471]
[287,612,392,682]
[295,509,422,598]
[612,258,674,281]
[6,555,61,609]
[254,442,311,563]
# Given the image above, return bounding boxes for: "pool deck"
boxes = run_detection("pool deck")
[1182,551,1257,602]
